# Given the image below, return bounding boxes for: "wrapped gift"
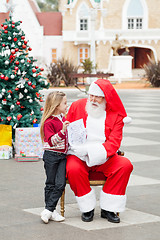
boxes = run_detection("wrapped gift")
[15,127,43,158]
[0,125,12,146]
[15,154,39,162]
[0,145,13,159]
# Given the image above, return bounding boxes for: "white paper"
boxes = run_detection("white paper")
[67,119,86,146]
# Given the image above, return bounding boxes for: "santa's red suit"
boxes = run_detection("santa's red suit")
[66,79,133,213]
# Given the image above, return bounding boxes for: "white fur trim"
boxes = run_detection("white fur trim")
[88,82,105,97]
[123,116,132,124]
[100,190,126,212]
[86,143,108,167]
[76,189,96,212]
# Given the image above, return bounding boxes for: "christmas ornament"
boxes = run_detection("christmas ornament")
[17,114,22,120]
[4,76,9,81]
[2,43,5,47]
[4,30,8,34]
[15,66,19,70]
[32,119,37,124]
[4,25,8,29]
[2,89,5,92]
[11,75,15,79]
[14,37,17,41]
[22,45,26,49]
[7,116,12,121]
[18,42,21,46]
[15,87,19,91]
[5,60,9,65]
[40,107,43,111]
[8,36,12,40]
[0,74,5,79]
[16,101,20,105]
[32,85,36,89]
[33,73,36,77]
[24,89,28,93]
[10,105,15,109]
[29,99,33,103]
[32,69,36,73]
[28,81,32,86]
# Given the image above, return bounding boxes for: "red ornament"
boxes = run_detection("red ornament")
[32,119,37,124]
[15,87,19,91]
[17,114,22,120]
[24,40,27,45]
[7,116,12,121]
[4,25,8,29]
[15,48,19,52]
[32,69,36,73]
[22,44,26,49]
[15,61,19,65]
[21,36,25,40]
[14,38,17,42]
[12,25,15,28]
[8,90,12,93]
[12,21,15,24]
[35,66,39,69]
[28,47,32,51]
[40,68,44,71]
[1,24,3,27]
[2,43,5,47]
[4,30,8,34]
[27,59,31,63]
[32,85,36,89]
[20,106,25,109]
[15,66,19,71]
[40,107,43,111]
[4,76,9,81]
[11,50,15,54]
[16,101,20,105]
[28,81,32,86]
[0,74,5,79]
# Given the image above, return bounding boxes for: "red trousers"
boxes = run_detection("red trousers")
[66,154,133,197]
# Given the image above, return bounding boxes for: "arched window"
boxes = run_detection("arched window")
[122,0,148,30]
[77,3,89,31]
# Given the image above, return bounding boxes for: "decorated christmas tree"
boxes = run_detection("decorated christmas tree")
[0,16,49,130]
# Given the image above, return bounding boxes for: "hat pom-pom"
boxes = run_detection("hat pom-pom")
[123,116,132,124]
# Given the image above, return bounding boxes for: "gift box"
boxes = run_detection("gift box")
[15,127,43,158]
[0,125,12,146]
[15,154,39,162]
[0,145,13,159]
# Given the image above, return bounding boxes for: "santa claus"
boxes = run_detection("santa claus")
[66,79,133,223]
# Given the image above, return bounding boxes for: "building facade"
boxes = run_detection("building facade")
[0,0,160,73]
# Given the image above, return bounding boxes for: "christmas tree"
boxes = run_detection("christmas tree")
[0,16,49,130]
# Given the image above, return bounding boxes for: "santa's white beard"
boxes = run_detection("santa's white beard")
[86,100,106,118]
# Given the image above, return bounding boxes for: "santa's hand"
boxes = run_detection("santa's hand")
[71,144,88,156]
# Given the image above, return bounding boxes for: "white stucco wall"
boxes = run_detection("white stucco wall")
[11,0,44,61]
[43,36,63,66]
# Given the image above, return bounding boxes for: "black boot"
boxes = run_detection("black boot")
[101,209,120,223]
[81,209,94,222]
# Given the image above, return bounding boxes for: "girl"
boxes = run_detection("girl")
[40,91,69,224]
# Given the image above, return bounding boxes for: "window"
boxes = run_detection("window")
[78,48,89,64]
[122,0,148,30]
[80,19,88,31]
[128,18,143,29]
[52,49,57,63]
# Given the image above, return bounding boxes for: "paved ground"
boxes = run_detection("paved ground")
[0,87,160,240]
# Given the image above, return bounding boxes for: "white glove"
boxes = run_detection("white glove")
[71,144,88,156]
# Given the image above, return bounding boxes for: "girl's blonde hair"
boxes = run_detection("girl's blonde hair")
[40,91,66,142]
